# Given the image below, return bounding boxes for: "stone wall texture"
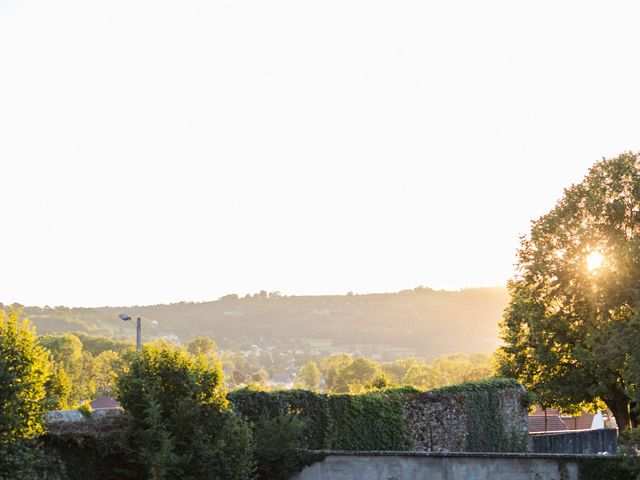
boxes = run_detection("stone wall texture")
[402,384,528,452]
[45,407,122,435]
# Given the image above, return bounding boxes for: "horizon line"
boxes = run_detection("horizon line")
[2,284,508,310]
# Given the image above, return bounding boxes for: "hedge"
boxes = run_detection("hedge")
[229,378,526,453]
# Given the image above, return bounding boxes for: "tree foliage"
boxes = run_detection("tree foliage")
[332,357,387,393]
[116,342,253,479]
[39,333,125,406]
[498,152,640,429]
[0,308,51,478]
[187,336,217,357]
[0,308,51,443]
[316,353,493,394]
[296,361,321,391]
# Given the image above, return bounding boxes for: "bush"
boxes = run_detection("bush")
[77,401,93,419]
[578,457,640,480]
[39,432,128,480]
[253,413,307,480]
[0,308,51,478]
[116,342,253,480]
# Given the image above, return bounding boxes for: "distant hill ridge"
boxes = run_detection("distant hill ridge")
[13,286,509,358]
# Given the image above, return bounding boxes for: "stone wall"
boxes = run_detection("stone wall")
[403,390,469,451]
[402,383,528,452]
[45,408,122,435]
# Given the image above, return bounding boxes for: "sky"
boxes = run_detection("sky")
[1,0,639,307]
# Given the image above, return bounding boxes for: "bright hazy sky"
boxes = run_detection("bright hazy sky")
[1,1,639,307]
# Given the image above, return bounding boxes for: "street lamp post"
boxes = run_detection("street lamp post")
[119,313,142,353]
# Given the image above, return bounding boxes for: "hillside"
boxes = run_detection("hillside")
[17,286,509,359]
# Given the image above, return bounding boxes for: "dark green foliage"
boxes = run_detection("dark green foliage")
[229,389,331,450]
[424,377,521,396]
[117,343,254,480]
[327,392,407,450]
[0,441,46,480]
[39,432,130,480]
[230,389,406,479]
[231,389,408,452]
[252,413,308,480]
[578,457,640,480]
[231,379,526,458]
[466,389,519,452]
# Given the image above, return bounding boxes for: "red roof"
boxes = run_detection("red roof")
[90,396,121,409]
[561,413,595,430]
[527,415,568,433]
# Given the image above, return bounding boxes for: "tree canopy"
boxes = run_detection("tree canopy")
[0,308,51,444]
[116,342,253,479]
[0,308,51,478]
[498,152,640,429]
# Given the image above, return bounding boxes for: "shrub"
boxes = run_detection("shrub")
[116,342,253,480]
[0,308,51,478]
[78,401,93,419]
[578,457,640,480]
[253,413,307,480]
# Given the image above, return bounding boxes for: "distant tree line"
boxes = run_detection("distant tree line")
[295,352,493,393]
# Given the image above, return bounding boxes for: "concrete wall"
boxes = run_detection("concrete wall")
[531,428,617,454]
[45,408,121,435]
[291,452,582,480]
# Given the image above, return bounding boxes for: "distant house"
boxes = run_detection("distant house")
[528,408,568,433]
[528,405,616,433]
[89,396,120,409]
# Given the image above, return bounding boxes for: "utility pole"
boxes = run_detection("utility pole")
[119,313,142,353]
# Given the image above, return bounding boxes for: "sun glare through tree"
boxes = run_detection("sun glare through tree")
[586,251,604,272]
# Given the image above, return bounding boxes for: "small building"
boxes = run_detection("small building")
[528,408,568,433]
[528,405,616,433]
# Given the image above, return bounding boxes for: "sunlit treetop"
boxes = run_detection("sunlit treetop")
[499,151,640,431]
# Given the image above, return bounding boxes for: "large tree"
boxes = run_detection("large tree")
[499,152,640,429]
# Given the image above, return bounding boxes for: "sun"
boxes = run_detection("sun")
[586,251,604,272]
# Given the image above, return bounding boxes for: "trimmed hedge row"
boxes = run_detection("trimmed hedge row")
[228,389,408,451]
[229,378,527,453]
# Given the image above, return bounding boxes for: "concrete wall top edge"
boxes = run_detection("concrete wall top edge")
[306,450,617,460]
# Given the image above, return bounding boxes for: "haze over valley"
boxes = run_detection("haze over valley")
[16,286,507,360]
